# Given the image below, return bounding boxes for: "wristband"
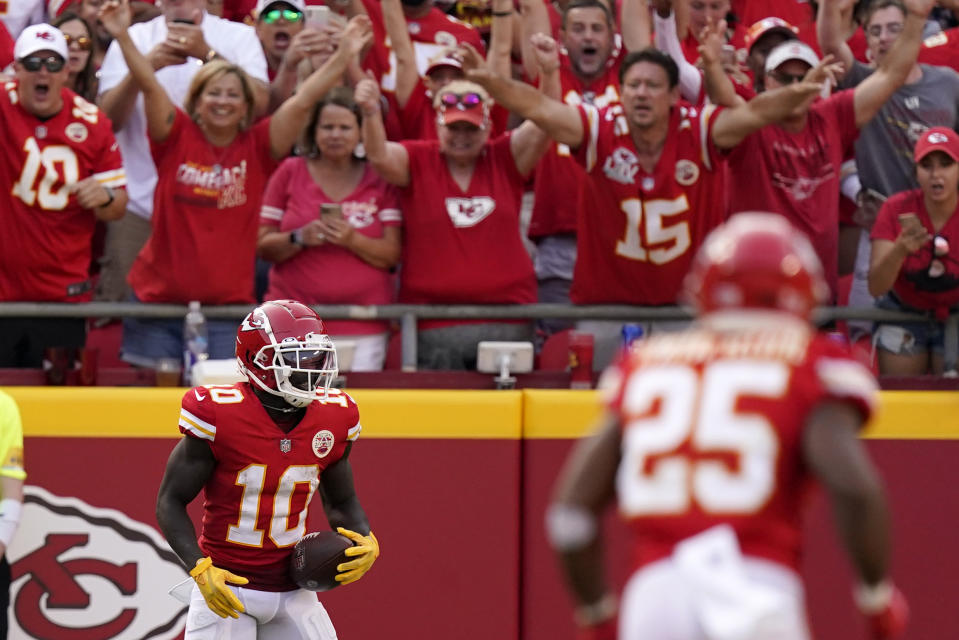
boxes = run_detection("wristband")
[99,186,115,208]
[575,593,617,626]
[0,499,22,547]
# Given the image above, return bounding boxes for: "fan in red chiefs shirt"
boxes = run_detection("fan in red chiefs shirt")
[547,213,908,640]
[0,23,127,368]
[357,44,555,368]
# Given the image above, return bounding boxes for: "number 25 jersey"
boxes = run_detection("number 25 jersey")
[179,383,361,591]
[604,321,877,573]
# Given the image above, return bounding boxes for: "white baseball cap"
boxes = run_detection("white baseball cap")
[764,40,819,74]
[14,24,69,61]
[255,0,307,16]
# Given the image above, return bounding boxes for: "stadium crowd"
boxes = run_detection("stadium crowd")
[2,0,959,376]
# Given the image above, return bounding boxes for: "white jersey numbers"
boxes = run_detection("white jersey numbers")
[227,464,319,548]
[12,138,79,210]
[617,361,785,516]
[615,195,691,265]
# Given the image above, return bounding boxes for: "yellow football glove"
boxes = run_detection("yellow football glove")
[189,556,249,618]
[335,527,380,585]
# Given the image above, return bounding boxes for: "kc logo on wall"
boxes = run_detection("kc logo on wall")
[7,486,188,640]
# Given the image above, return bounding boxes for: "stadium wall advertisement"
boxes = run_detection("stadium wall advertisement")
[3,387,957,640]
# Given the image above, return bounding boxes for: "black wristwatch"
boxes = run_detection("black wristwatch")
[290,229,304,246]
[100,186,115,208]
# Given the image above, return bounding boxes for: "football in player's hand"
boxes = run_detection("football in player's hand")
[290,531,354,591]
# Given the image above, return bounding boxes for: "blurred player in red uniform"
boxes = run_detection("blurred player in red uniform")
[156,299,379,639]
[546,213,908,640]
[0,23,127,367]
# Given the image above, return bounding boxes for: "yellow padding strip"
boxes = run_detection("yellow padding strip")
[2,388,522,439]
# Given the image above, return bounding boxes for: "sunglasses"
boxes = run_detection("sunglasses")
[768,69,806,85]
[20,55,66,72]
[928,235,950,278]
[261,8,304,24]
[64,34,93,51]
[440,92,483,108]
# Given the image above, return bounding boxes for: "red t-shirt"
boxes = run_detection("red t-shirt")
[918,27,959,71]
[0,21,13,69]
[528,49,625,240]
[397,136,537,326]
[871,189,959,314]
[726,90,858,299]
[179,383,361,591]
[0,83,124,302]
[130,109,277,304]
[606,322,876,573]
[570,103,727,305]
[260,159,401,335]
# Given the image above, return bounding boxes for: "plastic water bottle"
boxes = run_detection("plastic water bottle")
[183,301,209,386]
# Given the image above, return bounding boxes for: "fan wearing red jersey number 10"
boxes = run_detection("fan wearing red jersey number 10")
[546,213,908,640]
[156,300,379,639]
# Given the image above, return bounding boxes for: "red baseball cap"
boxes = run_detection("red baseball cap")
[435,82,489,128]
[914,127,959,162]
[745,17,799,53]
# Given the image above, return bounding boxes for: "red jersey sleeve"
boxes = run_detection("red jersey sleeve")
[178,386,219,444]
[804,335,879,423]
[259,157,296,226]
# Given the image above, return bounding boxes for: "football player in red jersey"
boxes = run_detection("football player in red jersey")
[545,213,908,640]
[156,300,379,639]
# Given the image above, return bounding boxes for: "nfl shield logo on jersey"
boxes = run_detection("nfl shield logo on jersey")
[280,439,292,453]
[312,430,335,458]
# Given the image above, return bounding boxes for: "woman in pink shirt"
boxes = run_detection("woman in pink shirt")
[257,87,402,371]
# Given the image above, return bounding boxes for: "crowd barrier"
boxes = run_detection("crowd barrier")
[2,301,956,372]
[3,386,957,640]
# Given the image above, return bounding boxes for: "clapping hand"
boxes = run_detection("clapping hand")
[354,72,382,116]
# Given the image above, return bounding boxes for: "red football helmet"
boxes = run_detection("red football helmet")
[235,300,338,407]
[683,212,829,319]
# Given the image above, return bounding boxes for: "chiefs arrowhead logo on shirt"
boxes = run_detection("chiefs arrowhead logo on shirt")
[602,147,639,185]
[445,196,495,228]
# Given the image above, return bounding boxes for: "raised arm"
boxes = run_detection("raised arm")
[461,43,584,148]
[99,0,177,143]
[652,1,703,103]
[379,0,418,108]
[852,0,932,128]
[868,217,932,297]
[620,0,652,52]
[816,0,857,78]
[270,16,373,159]
[487,0,515,79]
[507,34,558,174]
[699,18,745,107]
[519,0,552,83]
[355,75,411,186]
[710,78,825,149]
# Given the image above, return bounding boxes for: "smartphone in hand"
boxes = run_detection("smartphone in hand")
[319,203,344,224]
[305,5,331,29]
[898,212,922,233]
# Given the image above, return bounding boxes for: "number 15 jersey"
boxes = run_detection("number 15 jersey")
[0,83,125,302]
[604,320,877,573]
[571,103,727,305]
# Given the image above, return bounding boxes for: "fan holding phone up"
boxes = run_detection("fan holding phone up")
[868,127,959,375]
[256,87,402,372]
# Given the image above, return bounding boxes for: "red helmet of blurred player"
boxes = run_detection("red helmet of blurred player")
[235,300,338,407]
[683,212,829,319]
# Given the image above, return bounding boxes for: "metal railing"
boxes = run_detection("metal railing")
[3,301,957,372]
